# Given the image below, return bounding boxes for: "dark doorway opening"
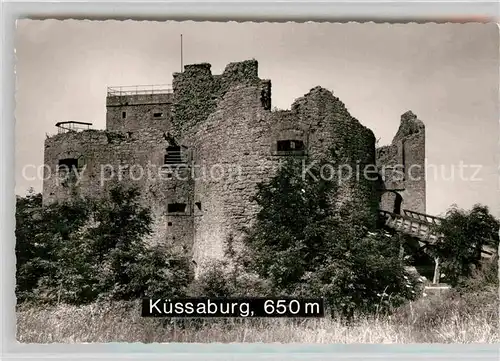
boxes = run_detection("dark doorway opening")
[393,193,403,214]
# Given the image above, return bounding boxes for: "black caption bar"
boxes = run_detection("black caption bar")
[142,297,324,318]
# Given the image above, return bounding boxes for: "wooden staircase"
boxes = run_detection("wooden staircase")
[379,209,495,259]
[379,208,496,284]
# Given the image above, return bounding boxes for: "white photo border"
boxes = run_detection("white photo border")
[2,1,499,360]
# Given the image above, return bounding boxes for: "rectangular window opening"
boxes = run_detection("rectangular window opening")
[195,202,202,211]
[58,158,78,171]
[122,111,126,119]
[153,112,164,118]
[168,203,187,213]
[276,140,305,155]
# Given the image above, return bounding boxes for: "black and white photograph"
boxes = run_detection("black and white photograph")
[14,20,499,343]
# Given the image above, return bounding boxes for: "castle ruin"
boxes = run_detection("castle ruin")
[42,59,426,271]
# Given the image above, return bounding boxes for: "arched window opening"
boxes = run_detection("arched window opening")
[380,191,403,215]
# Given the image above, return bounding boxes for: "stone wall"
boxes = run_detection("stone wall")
[106,93,173,133]
[42,58,425,272]
[376,111,426,214]
[42,128,194,252]
[289,86,379,227]
[171,60,269,139]
[189,81,380,269]
[171,63,216,138]
[190,85,276,268]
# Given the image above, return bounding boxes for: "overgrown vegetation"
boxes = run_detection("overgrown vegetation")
[200,158,421,318]
[17,281,499,343]
[431,204,499,286]
[15,186,193,305]
[15,158,499,342]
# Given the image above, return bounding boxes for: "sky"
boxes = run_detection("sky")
[14,20,499,217]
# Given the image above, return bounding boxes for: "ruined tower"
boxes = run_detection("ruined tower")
[376,110,426,215]
[42,59,425,272]
[106,85,174,133]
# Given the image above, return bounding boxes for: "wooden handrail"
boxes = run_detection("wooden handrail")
[402,209,444,222]
[379,209,495,258]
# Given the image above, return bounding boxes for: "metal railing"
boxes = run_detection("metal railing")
[107,84,173,96]
[55,121,92,134]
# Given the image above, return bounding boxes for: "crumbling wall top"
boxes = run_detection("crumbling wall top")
[291,86,350,117]
[172,59,268,138]
[291,86,375,140]
[393,110,425,143]
[181,63,212,73]
[220,59,259,84]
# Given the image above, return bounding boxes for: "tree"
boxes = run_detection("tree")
[239,157,338,292]
[432,204,499,286]
[15,185,193,304]
[15,188,91,302]
[15,189,44,300]
[238,157,418,317]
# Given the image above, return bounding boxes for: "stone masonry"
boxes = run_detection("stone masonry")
[376,111,426,215]
[42,59,426,271]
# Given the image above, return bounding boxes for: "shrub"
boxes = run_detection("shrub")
[237,158,418,317]
[456,254,498,293]
[187,260,234,297]
[15,185,193,304]
[293,230,421,318]
[431,204,499,286]
[16,189,91,302]
[188,259,272,298]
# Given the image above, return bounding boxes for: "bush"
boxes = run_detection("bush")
[188,259,272,298]
[235,158,418,318]
[187,260,234,297]
[431,204,499,286]
[16,189,91,302]
[456,255,498,293]
[15,185,193,305]
[393,282,498,333]
[293,230,421,318]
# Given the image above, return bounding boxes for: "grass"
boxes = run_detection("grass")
[16,287,499,343]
